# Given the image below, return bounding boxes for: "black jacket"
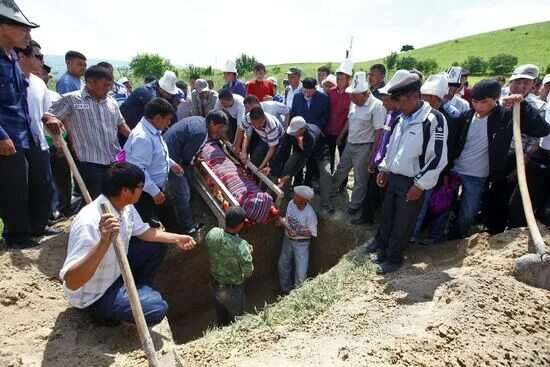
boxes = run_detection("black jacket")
[450,101,549,179]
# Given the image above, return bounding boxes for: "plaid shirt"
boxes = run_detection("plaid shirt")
[242,112,284,146]
[47,88,124,165]
[0,49,38,148]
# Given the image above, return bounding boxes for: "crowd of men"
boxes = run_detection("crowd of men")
[1,1,549,326]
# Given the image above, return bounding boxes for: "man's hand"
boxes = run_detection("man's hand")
[278,175,291,189]
[260,166,272,175]
[0,138,16,156]
[406,185,423,202]
[99,213,120,245]
[376,172,388,188]
[506,169,518,183]
[502,94,525,108]
[239,151,248,165]
[263,95,273,101]
[287,228,297,237]
[336,134,345,146]
[171,163,184,176]
[195,152,204,163]
[43,115,64,136]
[153,191,166,205]
[174,234,196,250]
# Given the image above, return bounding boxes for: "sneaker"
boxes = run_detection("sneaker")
[148,219,161,228]
[184,222,204,236]
[373,251,386,264]
[31,227,64,237]
[347,206,360,215]
[376,261,401,274]
[365,239,380,253]
[7,239,40,250]
[49,211,66,225]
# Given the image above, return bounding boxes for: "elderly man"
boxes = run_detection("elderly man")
[221,60,246,97]
[44,65,132,200]
[57,50,87,94]
[278,117,334,212]
[235,106,285,175]
[123,98,182,232]
[290,77,330,130]
[277,185,317,294]
[375,74,448,274]
[325,59,353,173]
[60,162,196,327]
[118,77,133,93]
[214,88,245,141]
[190,78,218,117]
[331,72,386,215]
[246,63,275,101]
[164,110,228,235]
[0,4,50,249]
[369,64,386,100]
[120,70,179,131]
[284,66,303,108]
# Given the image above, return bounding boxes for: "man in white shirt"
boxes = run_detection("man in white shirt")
[331,72,386,215]
[15,40,63,237]
[277,185,317,294]
[284,66,303,108]
[60,162,195,326]
[243,94,290,127]
[214,88,245,141]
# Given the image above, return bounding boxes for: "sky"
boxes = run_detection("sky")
[17,0,550,67]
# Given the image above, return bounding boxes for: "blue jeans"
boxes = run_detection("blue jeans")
[86,238,168,326]
[209,279,246,327]
[278,236,310,292]
[434,173,486,240]
[165,167,194,231]
[410,188,433,242]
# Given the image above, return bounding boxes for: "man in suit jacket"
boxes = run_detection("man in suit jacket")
[290,77,330,130]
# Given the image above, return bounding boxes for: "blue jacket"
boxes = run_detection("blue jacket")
[120,81,159,130]
[290,91,330,130]
[163,116,208,164]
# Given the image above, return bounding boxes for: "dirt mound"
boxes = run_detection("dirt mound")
[180,227,550,367]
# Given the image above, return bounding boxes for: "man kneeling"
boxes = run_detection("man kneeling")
[60,163,196,326]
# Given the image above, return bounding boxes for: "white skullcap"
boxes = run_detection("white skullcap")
[293,185,314,200]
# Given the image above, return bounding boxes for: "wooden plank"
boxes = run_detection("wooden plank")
[193,167,227,228]
[199,161,240,207]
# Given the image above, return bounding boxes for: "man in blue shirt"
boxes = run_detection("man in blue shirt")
[56,50,86,94]
[124,98,183,232]
[163,110,228,235]
[221,60,246,98]
[0,1,53,249]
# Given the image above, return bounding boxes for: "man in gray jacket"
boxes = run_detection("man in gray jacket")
[375,74,448,274]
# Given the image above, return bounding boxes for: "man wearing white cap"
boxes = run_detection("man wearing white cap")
[120,70,179,132]
[443,66,470,116]
[538,74,550,102]
[190,79,218,117]
[118,77,133,93]
[331,72,386,215]
[221,60,246,97]
[278,116,334,212]
[325,59,353,174]
[277,185,317,294]
[321,74,336,94]
[267,77,284,103]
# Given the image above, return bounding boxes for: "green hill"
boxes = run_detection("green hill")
[265,21,550,83]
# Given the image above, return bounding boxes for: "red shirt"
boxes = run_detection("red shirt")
[325,86,351,136]
[246,80,275,101]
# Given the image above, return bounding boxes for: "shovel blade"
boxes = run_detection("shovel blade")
[514,253,550,291]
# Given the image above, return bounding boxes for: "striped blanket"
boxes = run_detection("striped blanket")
[201,140,273,223]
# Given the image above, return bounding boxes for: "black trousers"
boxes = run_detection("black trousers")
[359,169,384,223]
[0,147,52,244]
[508,149,550,228]
[134,191,181,233]
[485,156,516,235]
[376,174,424,265]
[326,134,346,174]
[49,147,72,214]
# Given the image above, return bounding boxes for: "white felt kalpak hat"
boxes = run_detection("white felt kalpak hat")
[222,60,237,73]
[158,70,178,95]
[321,74,337,87]
[294,185,314,200]
[378,69,411,95]
[345,72,369,94]
[421,73,449,99]
[446,66,462,86]
[336,59,354,76]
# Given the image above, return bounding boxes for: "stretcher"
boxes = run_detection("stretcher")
[193,139,285,227]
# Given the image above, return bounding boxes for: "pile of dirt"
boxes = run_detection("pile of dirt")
[179,227,550,367]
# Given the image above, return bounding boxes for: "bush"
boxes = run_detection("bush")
[544,64,550,75]
[488,54,518,75]
[182,64,213,78]
[129,53,175,79]
[462,56,489,75]
[452,61,460,67]
[400,44,414,52]
[235,53,258,76]
[416,59,439,75]
[395,56,418,70]
[384,52,398,71]
[271,65,281,74]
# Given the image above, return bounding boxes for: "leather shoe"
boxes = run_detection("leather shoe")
[7,239,40,250]
[376,261,401,274]
[373,251,386,264]
[347,206,360,215]
[32,227,64,237]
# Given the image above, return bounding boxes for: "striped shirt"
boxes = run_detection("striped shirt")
[242,112,284,147]
[47,88,124,165]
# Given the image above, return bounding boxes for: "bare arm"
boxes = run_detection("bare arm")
[258,145,277,170]
[118,122,131,137]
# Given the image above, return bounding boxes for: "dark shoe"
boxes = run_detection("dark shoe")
[184,222,204,236]
[49,211,66,225]
[149,219,161,228]
[373,251,386,264]
[376,261,401,274]
[7,239,40,250]
[351,216,367,225]
[324,205,335,214]
[347,206,360,215]
[32,227,64,237]
[365,239,380,253]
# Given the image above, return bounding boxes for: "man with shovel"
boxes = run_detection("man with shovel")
[60,162,196,326]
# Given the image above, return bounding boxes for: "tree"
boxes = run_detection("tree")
[488,54,518,75]
[416,59,439,75]
[462,56,488,76]
[129,53,175,79]
[235,53,258,76]
[400,44,414,52]
[384,52,399,71]
[395,56,418,70]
